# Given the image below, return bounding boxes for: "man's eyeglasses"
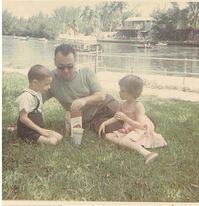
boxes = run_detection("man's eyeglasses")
[57,64,74,70]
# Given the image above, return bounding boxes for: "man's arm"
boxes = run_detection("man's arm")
[82,90,106,105]
[84,68,106,104]
[71,68,106,112]
[70,91,106,113]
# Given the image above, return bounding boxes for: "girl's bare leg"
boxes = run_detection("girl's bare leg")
[105,133,158,164]
[105,133,121,144]
[119,136,151,157]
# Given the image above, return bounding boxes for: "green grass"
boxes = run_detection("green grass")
[2,73,199,201]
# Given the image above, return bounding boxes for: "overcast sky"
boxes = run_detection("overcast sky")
[3,0,188,18]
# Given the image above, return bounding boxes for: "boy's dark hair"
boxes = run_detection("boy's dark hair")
[119,74,143,99]
[28,64,52,82]
[54,44,75,57]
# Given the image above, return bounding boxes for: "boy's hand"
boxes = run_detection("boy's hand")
[98,122,106,136]
[38,128,51,137]
[114,112,127,122]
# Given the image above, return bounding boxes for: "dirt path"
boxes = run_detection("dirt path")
[3,68,199,102]
[97,71,199,102]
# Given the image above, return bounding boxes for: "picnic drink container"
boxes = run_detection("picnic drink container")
[70,110,83,145]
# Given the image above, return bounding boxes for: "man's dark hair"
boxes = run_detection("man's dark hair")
[28,64,52,82]
[54,44,75,57]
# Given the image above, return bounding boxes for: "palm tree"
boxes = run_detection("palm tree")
[187,2,199,29]
[80,6,100,35]
[53,6,68,33]
[97,2,128,32]
[2,10,16,35]
[109,2,128,31]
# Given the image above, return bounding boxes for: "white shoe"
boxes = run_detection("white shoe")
[145,152,159,165]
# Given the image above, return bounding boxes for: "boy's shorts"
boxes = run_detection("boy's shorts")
[17,113,44,143]
[17,124,41,143]
[19,129,41,143]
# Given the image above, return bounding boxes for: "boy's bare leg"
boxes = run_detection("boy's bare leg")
[37,135,58,145]
[105,133,158,164]
[48,130,63,141]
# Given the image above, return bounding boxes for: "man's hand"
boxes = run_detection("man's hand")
[70,98,86,112]
[114,112,128,122]
[98,122,106,136]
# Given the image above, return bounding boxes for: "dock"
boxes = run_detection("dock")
[97,38,199,47]
[58,35,102,52]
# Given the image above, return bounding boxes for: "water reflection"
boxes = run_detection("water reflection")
[3,35,199,73]
[3,35,55,69]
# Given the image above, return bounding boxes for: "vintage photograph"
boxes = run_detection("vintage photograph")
[2,0,199,205]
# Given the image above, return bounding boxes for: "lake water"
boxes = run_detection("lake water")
[3,35,199,73]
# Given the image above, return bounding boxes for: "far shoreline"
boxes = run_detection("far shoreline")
[3,35,199,48]
[98,38,199,47]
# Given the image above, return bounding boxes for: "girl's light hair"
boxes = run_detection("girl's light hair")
[119,74,143,99]
[28,64,52,82]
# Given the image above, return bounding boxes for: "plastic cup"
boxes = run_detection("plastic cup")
[71,128,84,145]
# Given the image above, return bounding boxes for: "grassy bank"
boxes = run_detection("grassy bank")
[2,73,199,201]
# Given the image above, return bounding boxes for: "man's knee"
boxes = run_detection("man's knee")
[104,94,119,114]
[105,121,123,133]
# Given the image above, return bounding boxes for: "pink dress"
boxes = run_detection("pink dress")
[113,101,167,149]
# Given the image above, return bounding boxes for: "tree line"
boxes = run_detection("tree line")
[2,2,199,41]
[152,2,199,41]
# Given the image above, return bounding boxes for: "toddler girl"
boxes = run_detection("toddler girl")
[99,74,167,164]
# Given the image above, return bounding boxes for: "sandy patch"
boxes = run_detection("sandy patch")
[3,68,199,102]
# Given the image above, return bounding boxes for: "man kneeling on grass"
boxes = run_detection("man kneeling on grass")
[16,64,63,145]
[43,44,120,136]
